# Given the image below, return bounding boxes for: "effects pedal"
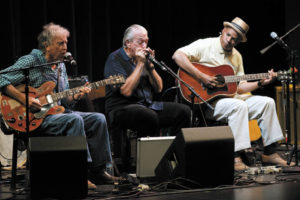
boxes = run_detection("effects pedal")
[247,166,282,175]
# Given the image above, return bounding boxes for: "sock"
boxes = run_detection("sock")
[234,150,244,158]
[89,165,106,174]
[263,143,277,155]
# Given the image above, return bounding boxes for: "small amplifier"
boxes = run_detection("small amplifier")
[136,136,175,178]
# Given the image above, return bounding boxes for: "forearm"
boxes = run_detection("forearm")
[237,81,262,94]
[172,50,206,82]
[2,84,26,104]
[120,62,144,97]
[147,69,163,93]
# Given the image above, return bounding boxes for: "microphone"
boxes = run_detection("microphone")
[270,32,288,49]
[147,54,166,71]
[64,52,77,66]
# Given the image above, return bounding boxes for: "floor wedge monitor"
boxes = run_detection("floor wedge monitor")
[28,136,87,199]
[155,126,234,187]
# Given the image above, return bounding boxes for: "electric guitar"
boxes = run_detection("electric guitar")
[0,75,125,133]
[178,63,290,104]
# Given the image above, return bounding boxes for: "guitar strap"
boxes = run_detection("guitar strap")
[57,65,62,92]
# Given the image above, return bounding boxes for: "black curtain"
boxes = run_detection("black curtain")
[0,0,299,113]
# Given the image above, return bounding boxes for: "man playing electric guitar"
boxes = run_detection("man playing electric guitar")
[173,17,294,171]
[0,23,121,188]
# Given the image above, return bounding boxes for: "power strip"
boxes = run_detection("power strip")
[247,166,282,175]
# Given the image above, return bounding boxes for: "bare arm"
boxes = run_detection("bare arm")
[237,69,276,94]
[237,81,260,94]
[3,84,42,112]
[172,50,217,87]
[120,47,163,96]
[145,57,163,93]
[120,61,144,97]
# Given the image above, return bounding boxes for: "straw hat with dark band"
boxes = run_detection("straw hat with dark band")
[223,17,249,42]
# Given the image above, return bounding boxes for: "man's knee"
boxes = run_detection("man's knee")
[180,104,192,118]
[234,101,248,113]
[93,113,107,124]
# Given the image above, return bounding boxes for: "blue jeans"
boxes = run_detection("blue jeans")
[39,111,112,170]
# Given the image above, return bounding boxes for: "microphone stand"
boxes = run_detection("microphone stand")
[260,23,300,55]
[266,33,299,166]
[259,23,300,166]
[0,60,63,190]
[148,56,214,127]
[286,49,299,166]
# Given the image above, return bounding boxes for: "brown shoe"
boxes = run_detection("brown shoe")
[89,169,123,185]
[234,157,249,171]
[261,153,295,166]
[88,180,97,190]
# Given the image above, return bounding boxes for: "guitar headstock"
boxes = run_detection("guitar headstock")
[109,74,126,88]
[276,70,292,82]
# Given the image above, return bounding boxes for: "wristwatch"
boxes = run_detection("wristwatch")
[257,81,264,89]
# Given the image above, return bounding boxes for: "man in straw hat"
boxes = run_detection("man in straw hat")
[172,17,294,171]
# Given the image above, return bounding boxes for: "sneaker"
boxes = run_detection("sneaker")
[234,157,249,171]
[261,153,295,166]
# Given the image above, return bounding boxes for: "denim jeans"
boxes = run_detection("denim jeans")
[39,111,112,170]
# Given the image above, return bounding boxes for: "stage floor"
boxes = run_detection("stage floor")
[1,143,300,200]
[1,165,300,200]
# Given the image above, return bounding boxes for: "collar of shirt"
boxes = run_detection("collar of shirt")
[31,49,47,63]
[120,48,132,62]
[216,36,238,57]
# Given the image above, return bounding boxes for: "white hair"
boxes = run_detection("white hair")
[122,24,147,48]
[37,22,70,52]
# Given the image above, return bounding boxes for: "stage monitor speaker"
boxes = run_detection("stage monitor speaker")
[155,126,234,187]
[28,136,87,199]
[136,136,175,178]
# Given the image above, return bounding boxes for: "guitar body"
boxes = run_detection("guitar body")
[0,81,64,133]
[178,63,238,104]
[0,75,125,133]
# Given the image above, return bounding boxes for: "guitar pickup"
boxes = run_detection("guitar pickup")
[46,94,54,104]
[7,118,16,123]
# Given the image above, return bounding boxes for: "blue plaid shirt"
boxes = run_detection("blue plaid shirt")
[0,49,69,90]
[0,49,70,107]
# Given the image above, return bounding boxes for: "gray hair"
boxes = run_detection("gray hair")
[122,24,147,48]
[37,22,70,52]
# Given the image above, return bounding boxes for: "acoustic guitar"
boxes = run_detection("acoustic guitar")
[178,63,290,104]
[0,75,125,133]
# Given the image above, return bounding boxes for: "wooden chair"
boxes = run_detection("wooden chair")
[249,119,262,142]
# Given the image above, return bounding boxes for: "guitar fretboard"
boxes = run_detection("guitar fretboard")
[224,73,273,83]
[51,76,123,102]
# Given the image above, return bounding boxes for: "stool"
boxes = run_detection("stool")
[110,125,137,174]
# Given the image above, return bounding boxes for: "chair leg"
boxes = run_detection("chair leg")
[10,133,18,189]
[112,159,120,176]
[121,130,131,172]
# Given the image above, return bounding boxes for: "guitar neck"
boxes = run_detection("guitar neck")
[224,73,272,83]
[51,79,112,102]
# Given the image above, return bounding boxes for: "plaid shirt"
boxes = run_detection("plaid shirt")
[0,49,73,108]
[0,49,69,92]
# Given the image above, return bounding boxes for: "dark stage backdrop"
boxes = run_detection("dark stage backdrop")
[0,0,299,113]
